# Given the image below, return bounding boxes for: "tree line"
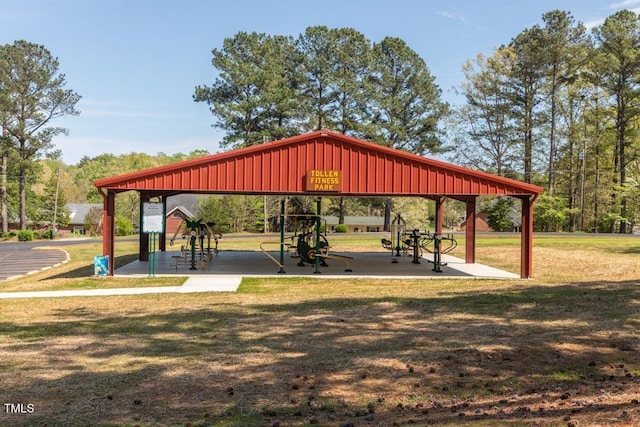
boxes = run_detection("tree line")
[2,9,640,234]
[450,9,640,233]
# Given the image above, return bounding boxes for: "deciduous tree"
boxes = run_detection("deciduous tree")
[454,50,520,176]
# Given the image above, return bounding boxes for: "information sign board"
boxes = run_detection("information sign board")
[142,202,164,233]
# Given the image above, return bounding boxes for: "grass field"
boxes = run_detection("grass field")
[1,233,639,426]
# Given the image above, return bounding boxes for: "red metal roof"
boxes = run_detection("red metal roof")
[94,130,544,197]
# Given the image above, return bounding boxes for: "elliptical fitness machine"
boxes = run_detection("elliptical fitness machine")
[381,213,457,272]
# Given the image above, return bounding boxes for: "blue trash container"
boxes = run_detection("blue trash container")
[94,255,109,276]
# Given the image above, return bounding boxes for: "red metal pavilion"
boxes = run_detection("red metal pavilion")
[94,130,544,278]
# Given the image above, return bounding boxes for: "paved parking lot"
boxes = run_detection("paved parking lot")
[0,241,70,281]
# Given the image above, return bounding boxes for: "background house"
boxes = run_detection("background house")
[322,215,385,232]
[460,212,492,232]
[164,194,202,238]
[63,203,102,235]
[165,205,195,238]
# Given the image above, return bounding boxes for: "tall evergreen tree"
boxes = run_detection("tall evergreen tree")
[0,40,80,229]
[508,28,547,184]
[328,27,371,136]
[365,37,448,154]
[592,10,640,233]
[538,10,591,196]
[194,32,301,148]
[264,35,305,141]
[297,26,339,132]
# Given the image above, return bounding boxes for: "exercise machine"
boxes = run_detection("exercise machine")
[381,213,457,272]
[416,230,457,272]
[169,217,220,270]
[381,214,409,263]
[259,199,353,273]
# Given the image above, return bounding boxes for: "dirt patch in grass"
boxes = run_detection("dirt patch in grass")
[1,276,639,426]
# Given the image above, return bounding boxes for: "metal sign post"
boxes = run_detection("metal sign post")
[148,232,157,276]
[142,202,164,277]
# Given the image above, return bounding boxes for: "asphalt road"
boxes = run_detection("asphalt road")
[0,239,86,281]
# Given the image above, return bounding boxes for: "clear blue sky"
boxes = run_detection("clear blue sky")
[1,0,636,165]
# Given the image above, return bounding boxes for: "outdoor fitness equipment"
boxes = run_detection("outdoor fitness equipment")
[415,230,457,272]
[287,215,329,265]
[381,214,408,263]
[169,217,219,270]
[381,213,457,272]
[259,214,321,272]
[296,227,353,273]
[259,199,352,273]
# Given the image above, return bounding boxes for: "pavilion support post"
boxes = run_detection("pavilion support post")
[520,196,534,279]
[434,197,444,234]
[465,196,477,264]
[139,192,149,261]
[313,197,322,274]
[101,190,116,276]
[159,196,167,252]
[278,198,286,274]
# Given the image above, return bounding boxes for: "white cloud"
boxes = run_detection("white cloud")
[436,11,468,24]
[584,2,640,29]
[610,0,640,8]
[584,18,606,30]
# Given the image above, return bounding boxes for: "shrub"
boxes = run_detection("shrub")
[334,224,348,233]
[484,197,516,232]
[533,194,573,232]
[17,230,35,241]
[115,217,135,236]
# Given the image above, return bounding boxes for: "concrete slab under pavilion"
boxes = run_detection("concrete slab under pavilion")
[115,249,519,280]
